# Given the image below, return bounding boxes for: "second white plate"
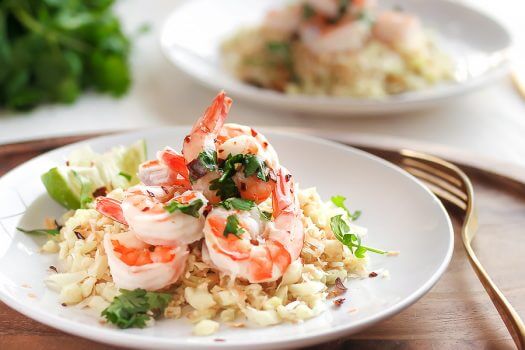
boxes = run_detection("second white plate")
[160,0,511,116]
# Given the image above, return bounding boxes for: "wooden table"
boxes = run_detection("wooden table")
[1,136,524,350]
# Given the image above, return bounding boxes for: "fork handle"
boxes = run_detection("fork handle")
[464,245,525,349]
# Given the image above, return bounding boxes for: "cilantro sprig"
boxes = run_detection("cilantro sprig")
[17,227,59,236]
[330,215,386,258]
[219,197,256,211]
[164,198,204,218]
[101,289,171,329]
[218,198,272,221]
[331,195,361,221]
[211,153,270,200]
[118,171,132,181]
[223,214,244,238]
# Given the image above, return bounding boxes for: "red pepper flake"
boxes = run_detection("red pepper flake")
[61,303,67,307]
[92,186,108,198]
[161,186,169,194]
[334,298,346,306]
[285,174,292,182]
[49,265,58,273]
[250,128,258,137]
[65,160,70,166]
[146,190,155,197]
[240,182,247,191]
[141,207,150,212]
[184,136,191,143]
[369,272,378,278]
[74,231,84,240]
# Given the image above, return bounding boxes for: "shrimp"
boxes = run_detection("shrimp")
[203,167,304,283]
[372,11,424,51]
[300,19,370,54]
[263,4,302,34]
[103,233,188,291]
[96,186,208,246]
[182,91,232,203]
[217,123,279,203]
[304,0,376,19]
[138,147,190,188]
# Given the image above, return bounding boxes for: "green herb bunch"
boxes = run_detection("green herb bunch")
[0,0,131,111]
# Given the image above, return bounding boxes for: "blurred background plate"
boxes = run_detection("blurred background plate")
[160,0,512,116]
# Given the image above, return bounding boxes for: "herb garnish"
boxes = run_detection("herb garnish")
[223,214,244,238]
[164,199,204,218]
[331,195,361,221]
[219,198,256,211]
[210,176,240,201]
[188,150,218,181]
[243,154,269,181]
[211,153,270,200]
[101,289,171,329]
[17,227,59,236]
[118,171,132,181]
[330,215,386,258]
[302,4,316,19]
[198,150,218,172]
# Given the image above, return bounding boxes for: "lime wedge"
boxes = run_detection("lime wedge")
[41,139,147,209]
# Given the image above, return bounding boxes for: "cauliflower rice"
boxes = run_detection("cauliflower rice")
[41,187,370,335]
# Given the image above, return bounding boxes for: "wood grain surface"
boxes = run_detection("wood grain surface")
[1,135,524,350]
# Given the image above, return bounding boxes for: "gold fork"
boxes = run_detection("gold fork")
[392,149,525,349]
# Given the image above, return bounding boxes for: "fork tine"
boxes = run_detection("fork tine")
[412,176,467,210]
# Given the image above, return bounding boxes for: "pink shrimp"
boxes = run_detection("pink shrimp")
[138,147,190,188]
[372,11,424,51]
[96,186,208,246]
[103,233,188,291]
[202,167,304,283]
[217,123,280,203]
[182,91,232,203]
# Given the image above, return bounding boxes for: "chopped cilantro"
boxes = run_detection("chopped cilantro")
[219,198,256,211]
[223,214,244,238]
[118,171,132,181]
[164,199,204,218]
[330,215,386,258]
[331,195,361,221]
[101,289,171,329]
[17,227,59,236]
[210,176,240,200]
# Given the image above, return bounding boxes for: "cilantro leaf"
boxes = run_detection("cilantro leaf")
[188,150,218,181]
[243,154,269,181]
[330,215,386,258]
[302,4,316,19]
[17,227,60,236]
[224,214,244,238]
[164,199,204,218]
[331,195,361,221]
[101,289,171,329]
[118,171,132,181]
[210,176,240,201]
[218,153,245,182]
[198,150,218,172]
[219,198,256,211]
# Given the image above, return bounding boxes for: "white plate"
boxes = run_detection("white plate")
[160,0,511,116]
[0,128,453,349]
